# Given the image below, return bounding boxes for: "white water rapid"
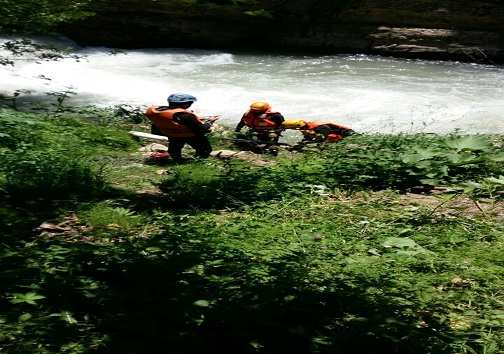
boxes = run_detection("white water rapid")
[2,37,504,134]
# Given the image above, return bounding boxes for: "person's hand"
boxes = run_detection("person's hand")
[203,115,220,125]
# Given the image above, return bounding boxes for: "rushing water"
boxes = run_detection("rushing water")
[2,36,504,134]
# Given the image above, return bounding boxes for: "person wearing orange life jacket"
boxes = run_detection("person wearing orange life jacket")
[235,101,285,143]
[281,120,355,143]
[145,93,219,161]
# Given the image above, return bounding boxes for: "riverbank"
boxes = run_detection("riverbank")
[1,106,504,353]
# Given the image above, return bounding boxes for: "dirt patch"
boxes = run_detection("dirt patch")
[399,191,504,219]
[34,214,94,239]
[211,149,277,166]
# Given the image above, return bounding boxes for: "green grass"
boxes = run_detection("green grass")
[1,107,504,353]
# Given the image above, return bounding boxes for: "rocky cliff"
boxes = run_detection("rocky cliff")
[61,0,504,64]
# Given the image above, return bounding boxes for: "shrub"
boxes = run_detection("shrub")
[0,148,107,201]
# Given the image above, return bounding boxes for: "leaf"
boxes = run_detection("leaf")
[382,237,419,249]
[402,148,442,163]
[18,313,32,322]
[396,250,419,256]
[442,135,492,152]
[244,9,273,18]
[425,165,449,178]
[419,178,441,186]
[193,300,210,307]
[460,181,484,193]
[484,153,504,162]
[367,248,381,256]
[10,292,46,305]
[445,153,478,165]
[61,311,78,325]
[283,295,296,302]
[484,175,504,185]
[382,237,432,256]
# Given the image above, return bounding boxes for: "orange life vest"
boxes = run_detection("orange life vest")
[242,109,281,131]
[145,106,201,138]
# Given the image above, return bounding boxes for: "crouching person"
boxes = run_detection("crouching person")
[281,120,354,144]
[235,101,285,143]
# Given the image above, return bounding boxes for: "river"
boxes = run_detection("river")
[2,36,504,134]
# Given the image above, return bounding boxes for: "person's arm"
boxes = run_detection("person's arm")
[175,113,216,135]
[269,113,285,127]
[342,128,356,137]
[313,125,331,138]
[326,124,355,137]
[269,113,285,136]
[235,116,246,132]
[151,124,162,135]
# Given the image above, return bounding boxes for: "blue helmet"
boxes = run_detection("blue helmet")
[167,93,197,103]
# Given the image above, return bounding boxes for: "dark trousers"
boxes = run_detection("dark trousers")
[168,136,212,161]
[247,130,281,143]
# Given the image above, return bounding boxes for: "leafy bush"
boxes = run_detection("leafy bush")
[0,109,47,148]
[0,148,107,201]
[309,133,504,189]
[156,159,317,209]
[155,133,504,211]
[0,109,138,202]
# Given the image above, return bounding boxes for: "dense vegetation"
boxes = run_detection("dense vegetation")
[0,0,100,68]
[1,102,504,353]
[2,1,504,352]
[0,0,98,34]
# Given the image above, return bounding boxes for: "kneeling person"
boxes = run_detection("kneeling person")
[235,101,285,143]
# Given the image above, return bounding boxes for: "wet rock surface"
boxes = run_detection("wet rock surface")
[61,0,504,64]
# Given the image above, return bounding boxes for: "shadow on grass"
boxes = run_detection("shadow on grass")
[0,173,453,354]
[1,215,450,354]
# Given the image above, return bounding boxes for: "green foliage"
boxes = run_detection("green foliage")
[176,0,260,6]
[156,159,310,209]
[442,135,494,151]
[0,108,138,150]
[154,132,504,211]
[2,88,148,128]
[172,0,274,18]
[312,133,504,189]
[0,108,138,202]
[10,292,46,305]
[5,194,503,353]
[0,108,45,146]
[244,9,273,18]
[0,39,83,68]
[79,203,148,238]
[0,0,97,35]
[2,108,504,353]
[0,0,100,73]
[1,148,107,200]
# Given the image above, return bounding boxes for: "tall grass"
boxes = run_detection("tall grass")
[1,107,504,354]
[0,109,138,203]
